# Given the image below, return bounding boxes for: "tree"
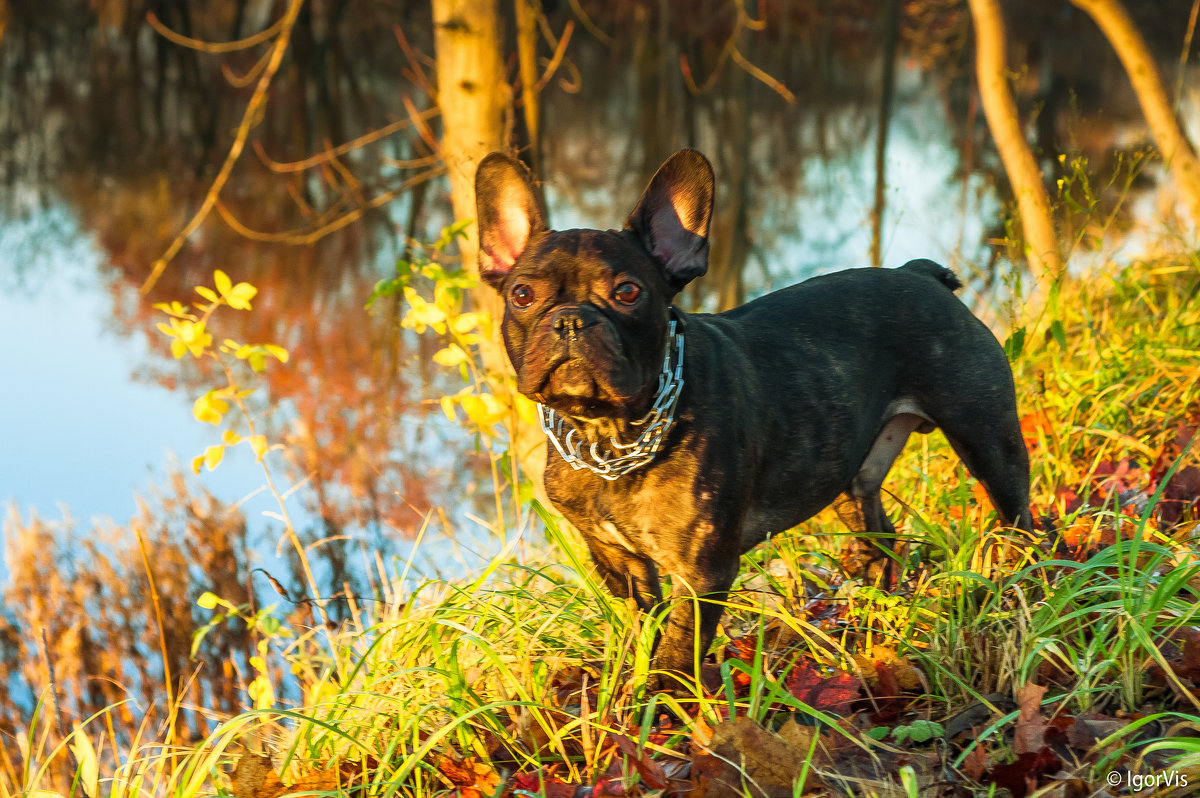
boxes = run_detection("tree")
[1070,0,1200,229]
[967,0,1064,297]
[431,0,509,277]
[431,0,548,487]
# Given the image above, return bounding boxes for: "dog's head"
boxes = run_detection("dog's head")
[474,150,714,421]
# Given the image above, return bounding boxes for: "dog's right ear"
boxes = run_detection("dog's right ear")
[475,153,546,289]
[625,150,714,293]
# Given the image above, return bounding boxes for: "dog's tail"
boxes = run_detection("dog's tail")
[900,258,962,292]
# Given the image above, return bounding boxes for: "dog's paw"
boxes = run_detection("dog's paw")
[840,538,895,586]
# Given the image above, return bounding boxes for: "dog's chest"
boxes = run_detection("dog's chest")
[548,462,714,574]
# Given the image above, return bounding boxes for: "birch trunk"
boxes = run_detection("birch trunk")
[432,0,508,276]
[967,0,1064,292]
[1070,0,1200,228]
[432,0,547,491]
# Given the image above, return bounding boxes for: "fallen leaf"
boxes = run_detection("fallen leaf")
[985,747,1061,798]
[866,661,904,723]
[231,751,284,798]
[692,716,825,798]
[961,738,989,782]
[1020,410,1052,450]
[437,754,500,797]
[609,734,669,790]
[510,771,580,798]
[1013,682,1048,755]
[1150,420,1200,528]
[784,659,860,715]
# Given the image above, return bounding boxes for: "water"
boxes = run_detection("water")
[0,0,1191,729]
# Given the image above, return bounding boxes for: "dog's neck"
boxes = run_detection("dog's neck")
[538,316,684,480]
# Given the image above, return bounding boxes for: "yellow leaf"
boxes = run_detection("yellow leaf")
[515,393,539,426]
[69,725,99,798]
[248,674,275,709]
[193,391,228,425]
[191,454,205,474]
[213,270,232,298]
[197,591,220,609]
[440,394,458,423]
[462,393,507,428]
[452,312,482,335]
[222,429,241,445]
[250,435,269,461]
[433,345,468,367]
[264,344,289,363]
[226,282,257,310]
[479,392,506,418]
[401,287,447,334]
[195,285,219,304]
[203,444,224,471]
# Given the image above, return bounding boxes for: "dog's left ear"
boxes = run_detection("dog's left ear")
[625,150,714,292]
[475,153,547,289]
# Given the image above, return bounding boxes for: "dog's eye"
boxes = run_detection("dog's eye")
[511,284,535,308]
[613,281,641,305]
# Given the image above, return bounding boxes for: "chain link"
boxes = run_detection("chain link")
[538,318,684,480]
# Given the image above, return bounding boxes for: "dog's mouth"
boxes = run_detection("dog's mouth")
[519,355,642,420]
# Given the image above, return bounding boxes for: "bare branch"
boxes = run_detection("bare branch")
[214,167,444,246]
[533,20,575,93]
[253,107,441,173]
[141,0,306,294]
[146,10,285,54]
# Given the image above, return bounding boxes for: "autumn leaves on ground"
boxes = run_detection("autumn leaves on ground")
[210,257,1200,798]
[3,255,1195,798]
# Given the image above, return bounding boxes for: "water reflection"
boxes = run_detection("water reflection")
[0,0,1190,740]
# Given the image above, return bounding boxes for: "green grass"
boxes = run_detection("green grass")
[4,256,1199,797]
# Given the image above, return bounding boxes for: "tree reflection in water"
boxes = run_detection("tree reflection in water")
[0,0,1189,740]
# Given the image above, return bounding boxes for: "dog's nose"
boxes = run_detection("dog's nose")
[551,306,600,339]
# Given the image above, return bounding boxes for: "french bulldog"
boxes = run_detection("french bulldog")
[474,149,1031,688]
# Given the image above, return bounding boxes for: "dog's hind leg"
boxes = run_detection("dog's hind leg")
[837,413,929,583]
[941,427,1033,533]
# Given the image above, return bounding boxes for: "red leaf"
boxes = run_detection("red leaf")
[1013,682,1048,755]
[985,748,1061,798]
[609,733,669,790]
[784,659,860,715]
[1150,421,1200,528]
[868,661,904,723]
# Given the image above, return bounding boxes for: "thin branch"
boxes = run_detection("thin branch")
[393,24,435,97]
[220,47,273,88]
[731,47,796,103]
[533,20,575,93]
[141,0,306,294]
[679,0,793,102]
[403,94,440,152]
[146,10,284,54]
[568,0,613,46]
[253,107,441,173]
[214,167,444,245]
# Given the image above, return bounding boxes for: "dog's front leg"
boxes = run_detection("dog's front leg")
[583,536,663,613]
[650,542,740,692]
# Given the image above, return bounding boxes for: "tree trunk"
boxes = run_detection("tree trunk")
[967,0,1063,293]
[1070,0,1200,228]
[515,0,541,175]
[870,0,900,269]
[432,0,509,277]
[432,0,547,497]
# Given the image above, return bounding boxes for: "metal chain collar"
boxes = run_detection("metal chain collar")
[538,318,684,480]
